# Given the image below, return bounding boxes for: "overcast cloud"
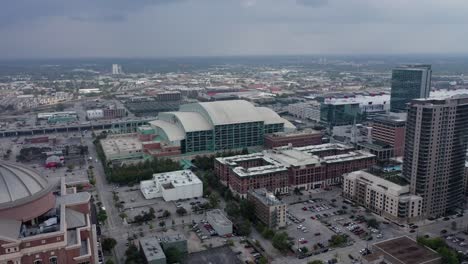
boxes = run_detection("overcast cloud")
[0,0,467,58]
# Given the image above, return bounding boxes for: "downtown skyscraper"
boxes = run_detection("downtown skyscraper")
[390,64,432,112]
[403,95,468,218]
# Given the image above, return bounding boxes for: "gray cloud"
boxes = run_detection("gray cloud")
[296,0,329,7]
[1,0,468,58]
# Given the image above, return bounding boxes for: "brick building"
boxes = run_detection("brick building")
[371,114,406,156]
[247,188,287,229]
[0,162,97,264]
[264,129,322,149]
[215,144,375,197]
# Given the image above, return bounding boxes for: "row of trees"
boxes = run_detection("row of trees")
[417,236,461,264]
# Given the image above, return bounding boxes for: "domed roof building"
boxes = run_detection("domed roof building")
[0,162,98,263]
[0,162,57,221]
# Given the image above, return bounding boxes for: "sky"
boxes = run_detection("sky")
[1,0,468,58]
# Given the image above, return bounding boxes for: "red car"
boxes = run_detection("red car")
[310,216,315,220]
[302,207,308,211]
[299,240,308,244]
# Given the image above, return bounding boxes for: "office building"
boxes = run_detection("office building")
[371,113,406,156]
[320,101,362,127]
[0,162,97,263]
[215,144,375,196]
[148,100,295,154]
[264,129,322,148]
[403,96,468,218]
[247,188,287,229]
[343,170,422,222]
[206,209,233,236]
[140,170,203,201]
[363,236,441,264]
[287,101,321,122]
[112,64,123,75]
[390,64,432,112]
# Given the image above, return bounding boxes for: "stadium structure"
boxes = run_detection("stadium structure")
[147,100,296,154]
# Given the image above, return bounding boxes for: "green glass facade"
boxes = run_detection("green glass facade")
[320,103,361,127]
[390,65,431,112]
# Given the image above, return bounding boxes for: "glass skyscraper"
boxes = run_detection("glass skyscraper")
[390,64,432,112]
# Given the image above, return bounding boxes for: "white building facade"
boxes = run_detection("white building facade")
[343,170,422,223]
[140,170,203,201]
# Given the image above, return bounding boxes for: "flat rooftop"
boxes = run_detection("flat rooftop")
[184,245,241,264]
[266,128,321,138]
[206,209,232,227]
[154,170,202,188]
[249,188,285,206]
[101,135,142,156]
[218,144,375,177]
[371,236,441,264]
[294,143,354,154]
[140,237,166,262]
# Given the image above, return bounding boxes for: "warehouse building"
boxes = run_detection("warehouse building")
[264,128,322,149]
[140,170,203,201]
[147,100,295,154]
[100,134,144,162]
[215,144,375,196]
[206,209,233,236]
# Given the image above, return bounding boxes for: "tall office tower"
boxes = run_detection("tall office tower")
[403,95,468,218]
[112,64,122,75]
[390,64,432,112]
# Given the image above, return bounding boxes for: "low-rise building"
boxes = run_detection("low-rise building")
[159,234,188,254]
[100,134,144,161]
[357,141,394,161]
[247,188,286,229]
[363,236,441,264]
[264,129,322,148]
[140,237,167,264]
[206,209,233,236]
[215,144,375,196]
[343,170,422,222]
[287,101,321,122]
[140,170,203,201]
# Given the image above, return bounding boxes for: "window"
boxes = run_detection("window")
[49,257,57,264]
[34,260,42,264]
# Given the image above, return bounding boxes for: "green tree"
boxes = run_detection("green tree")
[308,261,324,264]
[165,247,183,263]
[209,192,220,208]
[105,260,115,264]
[261,228,275,239]
[329,235,347,247]
[258,256,268,264]
[366,218,380,229]
[125,244,143,264]
[239,199,256,221]
[272,232,290,253]
[97,210,108,223]
[176,207,187,216]
[225,201,240,217]
[102,238,117,252]
[236,220,252,236]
